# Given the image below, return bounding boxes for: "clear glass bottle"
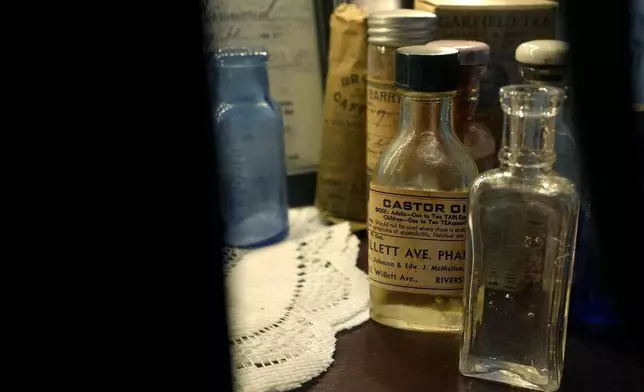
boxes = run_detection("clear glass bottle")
[210,48,289,248]
[426,40,496,172]
[368,46,478,332]
[460,85,579,392]
[366,10,437,182]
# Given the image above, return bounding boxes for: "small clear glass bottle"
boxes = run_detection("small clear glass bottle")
[210,48,289,248]
[460,85,579,392]
[426,40,496,172]
[368,46,478,332]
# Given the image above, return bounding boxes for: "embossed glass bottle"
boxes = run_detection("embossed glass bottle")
[368,46,478,332]
[210,48,289,248]
[460,85,579,392]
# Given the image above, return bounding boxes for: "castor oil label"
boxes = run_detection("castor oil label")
[368,184,468,295]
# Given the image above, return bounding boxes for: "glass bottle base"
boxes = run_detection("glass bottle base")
[369,285,462,333]
[460,357,560,392]
[233,227,289,249]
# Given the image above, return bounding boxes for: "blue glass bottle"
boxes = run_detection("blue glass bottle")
[209,48,289,248]
[516,41,618,333]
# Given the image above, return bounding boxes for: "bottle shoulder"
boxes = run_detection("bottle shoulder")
[373,130,478,191]
[470,169,579,202]
[215,98,282,123]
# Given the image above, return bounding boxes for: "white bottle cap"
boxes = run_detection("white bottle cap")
[515,40,568,66]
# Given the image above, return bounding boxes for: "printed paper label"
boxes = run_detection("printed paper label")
[366,80,401,175]
[368,184,468,295]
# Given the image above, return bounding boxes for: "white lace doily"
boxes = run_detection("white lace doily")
[225,207,369,392]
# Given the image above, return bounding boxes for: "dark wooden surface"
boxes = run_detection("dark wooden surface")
[300,241,643,392]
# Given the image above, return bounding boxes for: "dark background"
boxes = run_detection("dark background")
[14,0,642,391]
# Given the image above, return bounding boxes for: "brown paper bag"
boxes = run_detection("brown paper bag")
[315,4,368,229]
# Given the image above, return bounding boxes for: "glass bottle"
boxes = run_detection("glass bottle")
[366,9,437,183]
[210,48,289,248]
[426,40,496,172]
[516,40,617,334]
[368,46,478,332]
[460,85,579,392]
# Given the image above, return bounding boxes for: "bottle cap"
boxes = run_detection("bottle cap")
[394,45,460,93]
[425,40,490,66]
[515,40,568,66]
[368,10,437,46]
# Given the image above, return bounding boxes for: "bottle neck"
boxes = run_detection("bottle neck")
[498,110,557,173]
[398,90,457,139]
[213,64,270,101]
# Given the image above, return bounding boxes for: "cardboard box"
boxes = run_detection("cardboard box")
[415,0,558,145]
